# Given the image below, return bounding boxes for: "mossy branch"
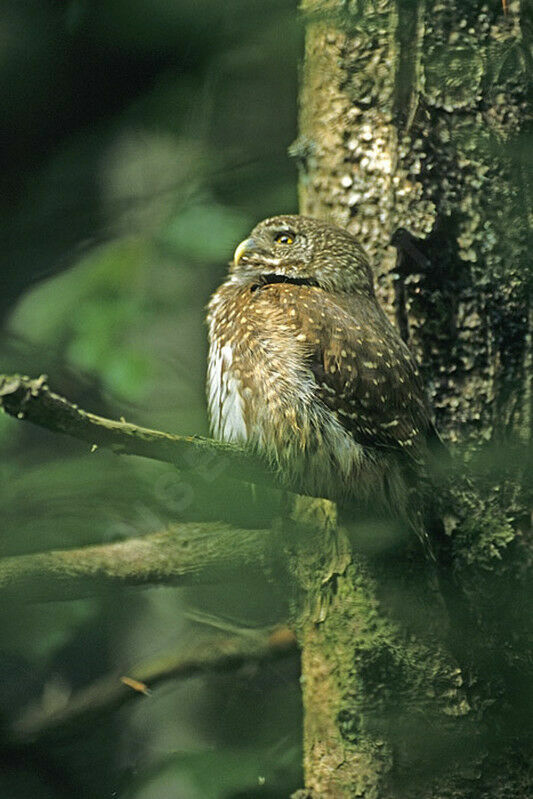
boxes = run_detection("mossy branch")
[11,627,298,744]
[0,522,273,602]
[0,374,280,490]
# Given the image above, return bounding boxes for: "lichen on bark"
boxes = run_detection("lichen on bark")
[299,0,530,446]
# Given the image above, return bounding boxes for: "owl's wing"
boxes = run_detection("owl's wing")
[301,291,434,459]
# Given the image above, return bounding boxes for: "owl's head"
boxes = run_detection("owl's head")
[229,215,374,295]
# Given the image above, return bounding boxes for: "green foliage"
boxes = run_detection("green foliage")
[11,240,155,401]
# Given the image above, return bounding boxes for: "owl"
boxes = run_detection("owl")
[207,215,437,536]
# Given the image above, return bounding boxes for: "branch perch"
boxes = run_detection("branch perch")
[11,627,298,743]
[0,522,272,602]
[0,374,279,490]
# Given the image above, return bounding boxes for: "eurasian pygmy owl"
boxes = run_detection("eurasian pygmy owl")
[207,215,436,535]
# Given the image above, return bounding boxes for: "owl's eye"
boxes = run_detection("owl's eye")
[274,231,295,245]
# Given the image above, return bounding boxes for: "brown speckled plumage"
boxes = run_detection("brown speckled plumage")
[207,215,437,534]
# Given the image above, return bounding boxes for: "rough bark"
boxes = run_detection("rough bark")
[292,0,532,796]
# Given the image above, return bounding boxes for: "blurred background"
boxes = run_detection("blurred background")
[0,1,303,796]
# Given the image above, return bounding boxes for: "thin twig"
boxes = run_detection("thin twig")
[0,522,273,602]
[0,374,279,490]
[11,627,298,743]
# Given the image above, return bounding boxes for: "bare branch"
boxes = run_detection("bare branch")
[0,522,273,602]
[0,374,279,489]
[11,627,298,743]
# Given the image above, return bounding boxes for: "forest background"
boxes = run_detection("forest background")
[1,1,302,797]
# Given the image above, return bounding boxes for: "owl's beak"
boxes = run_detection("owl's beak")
[233,237,255,267]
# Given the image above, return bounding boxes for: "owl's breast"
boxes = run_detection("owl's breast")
[206,281,371,501]
[206,281,311,446]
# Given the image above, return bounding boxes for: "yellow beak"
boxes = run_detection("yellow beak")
[233,238,255,267]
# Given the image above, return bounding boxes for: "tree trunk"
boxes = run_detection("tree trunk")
[291,1,532,796]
